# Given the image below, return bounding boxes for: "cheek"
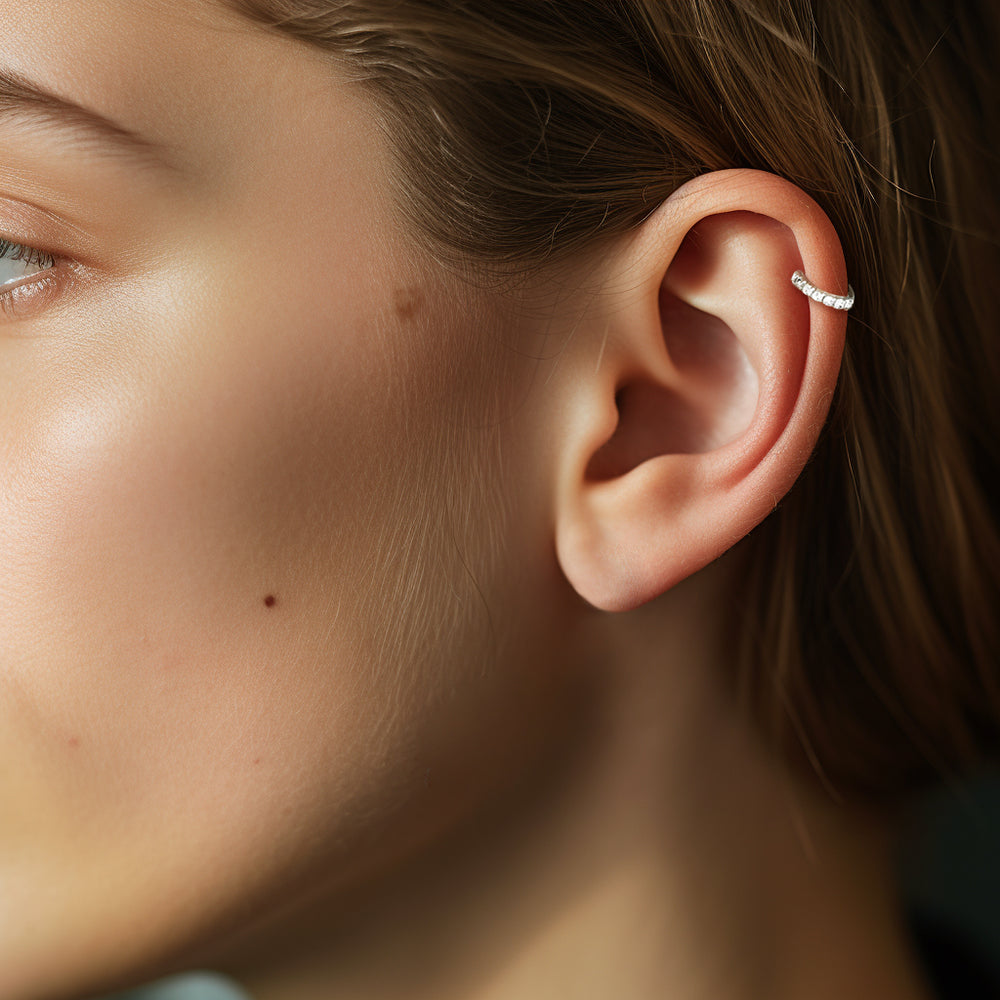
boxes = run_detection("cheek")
[0,258,501,968]
[2,270,386,708]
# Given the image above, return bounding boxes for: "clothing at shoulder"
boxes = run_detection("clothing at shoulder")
[103,973,249,1000]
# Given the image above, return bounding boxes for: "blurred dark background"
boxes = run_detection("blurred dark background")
[899,767,1000,984]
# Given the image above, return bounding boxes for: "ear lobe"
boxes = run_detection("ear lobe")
[554,170,848,612]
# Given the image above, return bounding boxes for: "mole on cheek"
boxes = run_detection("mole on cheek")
[393,287,425,322]
[264,594,277,608]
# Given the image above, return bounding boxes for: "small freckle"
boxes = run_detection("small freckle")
[68,737,80,749]
[264,594,277,608]
[253,758,262,766]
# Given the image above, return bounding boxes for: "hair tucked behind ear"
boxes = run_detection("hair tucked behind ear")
[229,0,1000,803]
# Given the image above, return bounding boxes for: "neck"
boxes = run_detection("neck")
[223,573,935,1000]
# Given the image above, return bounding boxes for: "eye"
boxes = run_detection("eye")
[0,236,64,321]
[0,238,55,288]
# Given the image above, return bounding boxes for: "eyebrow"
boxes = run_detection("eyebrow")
[0,66,175,170]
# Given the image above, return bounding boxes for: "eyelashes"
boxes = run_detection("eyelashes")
[0,238,56,285]
[0,237,62,320]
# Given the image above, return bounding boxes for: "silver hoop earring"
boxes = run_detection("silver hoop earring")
[791,270,855,311]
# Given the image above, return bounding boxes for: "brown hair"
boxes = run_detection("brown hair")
[228,0,1000,803]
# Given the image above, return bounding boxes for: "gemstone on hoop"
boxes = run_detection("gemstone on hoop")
[790,270,854,311]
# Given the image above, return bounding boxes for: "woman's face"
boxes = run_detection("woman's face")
[0,3,575,994]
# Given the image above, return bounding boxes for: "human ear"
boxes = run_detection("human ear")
[554,169,849,612]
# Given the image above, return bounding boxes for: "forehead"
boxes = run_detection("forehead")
[0,0,253,90]
[0,1,339,175]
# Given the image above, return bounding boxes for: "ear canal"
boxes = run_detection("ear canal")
[585,287,760,482]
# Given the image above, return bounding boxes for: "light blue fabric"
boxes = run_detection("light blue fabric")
[105,973,249,1000]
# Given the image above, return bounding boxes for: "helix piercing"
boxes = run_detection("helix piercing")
[791,270,854,311]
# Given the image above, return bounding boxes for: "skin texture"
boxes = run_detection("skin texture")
[0,4,936,1000]
[0,2,579,992]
